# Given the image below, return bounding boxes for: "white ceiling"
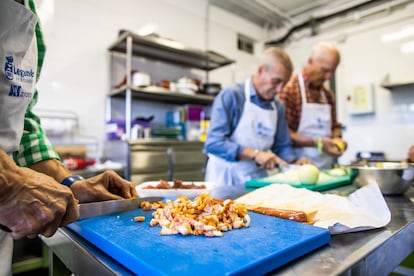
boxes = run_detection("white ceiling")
[208,0,408,44]
[209,0,336,27]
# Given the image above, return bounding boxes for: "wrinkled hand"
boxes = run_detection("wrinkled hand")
[332,138,347,154]
[321,137,343,157]
[255,151,289,170]
[70,170,137,203]
[0,167,79,239]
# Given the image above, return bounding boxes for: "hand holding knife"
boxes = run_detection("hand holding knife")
[0,197,163,234]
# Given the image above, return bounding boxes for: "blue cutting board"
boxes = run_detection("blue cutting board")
[67,209,330,275]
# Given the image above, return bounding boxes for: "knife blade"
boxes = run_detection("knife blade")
[78,196,163,220]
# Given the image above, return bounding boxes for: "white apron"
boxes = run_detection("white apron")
[0,1,38,275]
[206,79,277,199]
[0,0,38,153]
[293,73,333,169]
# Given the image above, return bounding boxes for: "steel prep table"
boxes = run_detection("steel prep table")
[41,185,414,276]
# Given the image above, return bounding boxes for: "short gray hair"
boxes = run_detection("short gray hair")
[260,47,293,75]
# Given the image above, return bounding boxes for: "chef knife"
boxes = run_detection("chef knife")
[0,196,163,232]
[78,196,163,220]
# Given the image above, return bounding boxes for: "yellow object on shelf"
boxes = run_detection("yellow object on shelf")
[199,119,210,142]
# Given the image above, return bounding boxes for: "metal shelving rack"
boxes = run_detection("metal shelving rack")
[106,30,235,138]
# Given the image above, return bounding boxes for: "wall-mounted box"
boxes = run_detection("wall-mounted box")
[347,83,375,115]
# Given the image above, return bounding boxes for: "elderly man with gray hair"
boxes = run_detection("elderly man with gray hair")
[204,47,310,199]
[279,42,347,169]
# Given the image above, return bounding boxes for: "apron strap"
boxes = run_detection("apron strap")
[298,73,307,105]
[298,72,328,104]
[244,79,251,103]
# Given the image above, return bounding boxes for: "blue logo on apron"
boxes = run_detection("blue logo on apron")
[257,122,273,138]
[4,55,35,81]
[317,117,329,129]
[8,84,32,98]
[5,56,13,80]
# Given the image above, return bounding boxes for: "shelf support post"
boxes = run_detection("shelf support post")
[125,35,133,139]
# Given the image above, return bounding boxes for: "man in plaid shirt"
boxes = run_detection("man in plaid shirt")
[0,1,137,274]
[279,42,347,169]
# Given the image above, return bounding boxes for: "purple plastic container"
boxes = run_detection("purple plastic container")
[186,105,204,121]
[106,119,152,140]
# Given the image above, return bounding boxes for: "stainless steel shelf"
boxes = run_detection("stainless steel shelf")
[109,86,215,105]
[380,75,414,91]
[106,30,232,144]
[381,81,414,90]
[109,31,234,71]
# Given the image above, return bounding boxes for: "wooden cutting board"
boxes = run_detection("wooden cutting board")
[67,208,330,275]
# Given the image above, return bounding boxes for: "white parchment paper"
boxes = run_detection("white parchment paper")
[235,182,391,234]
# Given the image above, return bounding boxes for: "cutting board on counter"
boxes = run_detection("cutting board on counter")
[67,209,330,275]
[245,170,354,193]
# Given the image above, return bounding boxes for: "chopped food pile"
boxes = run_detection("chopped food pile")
[143,179,206,189]
[139,193,250,237]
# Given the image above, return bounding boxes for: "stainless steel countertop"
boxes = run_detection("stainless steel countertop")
[42,185,414,276]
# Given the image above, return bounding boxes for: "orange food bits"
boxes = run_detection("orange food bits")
[134,216,145,222]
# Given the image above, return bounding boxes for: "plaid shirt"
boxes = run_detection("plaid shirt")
[278,70,341,134]
[12,0,60,166]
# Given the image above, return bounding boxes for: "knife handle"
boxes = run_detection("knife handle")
[0,224,11,232]
[251,207,308,222]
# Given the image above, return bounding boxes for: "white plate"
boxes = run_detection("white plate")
[136,181,214,199]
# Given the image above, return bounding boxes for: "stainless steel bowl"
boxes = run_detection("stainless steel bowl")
[349,162,414,195]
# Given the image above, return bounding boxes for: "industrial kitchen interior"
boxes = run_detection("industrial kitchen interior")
[4,0,414,275]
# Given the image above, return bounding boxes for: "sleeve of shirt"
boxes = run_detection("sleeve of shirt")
[271,100,297,162]
[12,0,60,167]
[12,89,60,167]
[279,79,301,132]
[203,85,244,162]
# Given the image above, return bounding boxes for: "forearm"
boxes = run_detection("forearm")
[237,148,259,161]
[289,131,317,147]
[204,122,241,162]
[2,150,68,189]
[204,135,241,161]
[29,158,71,183]
[289,131,339,155]
[0,150,20,201]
